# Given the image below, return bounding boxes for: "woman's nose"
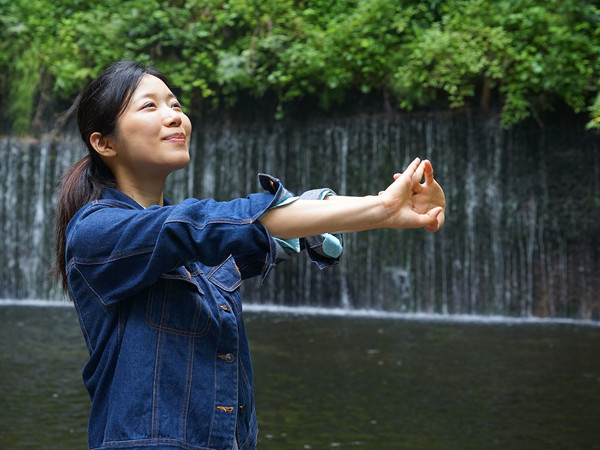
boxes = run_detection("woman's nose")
[163,107,183,127]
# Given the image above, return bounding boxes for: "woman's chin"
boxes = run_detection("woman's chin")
[168,153,191,171]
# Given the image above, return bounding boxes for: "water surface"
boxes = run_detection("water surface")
[1,304,599,449]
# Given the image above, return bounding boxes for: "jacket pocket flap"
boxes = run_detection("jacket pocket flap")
[206,256,242,292]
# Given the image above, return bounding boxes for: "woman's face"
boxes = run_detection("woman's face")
[111,74,192,181]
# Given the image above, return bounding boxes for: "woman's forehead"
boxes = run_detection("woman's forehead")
[131,74,173,100]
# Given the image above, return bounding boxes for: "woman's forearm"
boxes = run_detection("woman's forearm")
[259,158,446,238]
[259,195,387,239]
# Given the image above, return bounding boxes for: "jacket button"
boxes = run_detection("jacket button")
[239,404,247,415]
[225,353,235,363]
[220,304,232,313]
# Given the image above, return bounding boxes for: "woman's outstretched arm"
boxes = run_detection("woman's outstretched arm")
[259,158,446,239]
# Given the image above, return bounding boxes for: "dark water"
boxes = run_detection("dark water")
[1,303,600,449]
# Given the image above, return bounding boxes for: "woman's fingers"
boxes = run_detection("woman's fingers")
[412,160,425,186]
[392,157,422,181]
[423,159,435,184]
[402,157,421,180]
[391,159,434,187]
[425,207,445,232]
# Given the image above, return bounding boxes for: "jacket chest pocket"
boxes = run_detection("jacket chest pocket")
[145,267,212,338]
[206,256,243,294]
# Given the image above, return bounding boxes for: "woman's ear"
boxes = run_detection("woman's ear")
[89,132,117,159]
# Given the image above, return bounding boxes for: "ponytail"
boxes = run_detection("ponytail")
[53,154,116,292]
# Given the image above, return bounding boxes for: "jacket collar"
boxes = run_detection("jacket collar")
[101,187,172,209]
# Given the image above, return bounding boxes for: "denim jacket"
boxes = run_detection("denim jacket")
[65,174,340,450]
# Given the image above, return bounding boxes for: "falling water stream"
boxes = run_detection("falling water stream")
[1,111,599,318]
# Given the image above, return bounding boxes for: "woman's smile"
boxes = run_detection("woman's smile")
[163,132,187,143]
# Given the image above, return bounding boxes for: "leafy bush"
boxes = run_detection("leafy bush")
[0,0,598,133]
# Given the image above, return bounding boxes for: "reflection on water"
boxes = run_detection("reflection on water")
[0,304,89,448]
[1,304,600,449]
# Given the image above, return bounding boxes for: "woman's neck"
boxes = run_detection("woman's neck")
[116,178,166,208]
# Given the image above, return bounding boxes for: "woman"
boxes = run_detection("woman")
[55,61,445,450]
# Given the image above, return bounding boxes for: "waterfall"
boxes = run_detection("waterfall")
[1,112,599,319]
[0,133,82,299]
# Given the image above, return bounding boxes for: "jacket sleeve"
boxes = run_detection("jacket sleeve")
[66,174,342,306]
[65,175,291,306]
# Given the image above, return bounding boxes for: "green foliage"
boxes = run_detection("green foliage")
[395,0,600,126]
[0,0,599,133]
[7,47,41,134]
[588,94,600,130]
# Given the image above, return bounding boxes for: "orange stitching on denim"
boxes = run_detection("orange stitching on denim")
[165,216,252,229]
[206,256,242,292]
[230,258,242,278]
[145,281,210,338]
[181,336,194,439]
[70,266,116,309]
[72,246,155,265]
[207,314,223,448]
[151,326,164,438]
[216,406,234,412]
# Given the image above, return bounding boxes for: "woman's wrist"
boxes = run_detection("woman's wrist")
[322,194,390,232]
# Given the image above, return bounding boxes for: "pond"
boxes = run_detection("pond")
[1,302,599,449]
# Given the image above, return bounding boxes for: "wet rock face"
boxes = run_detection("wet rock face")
[2,113,599,319]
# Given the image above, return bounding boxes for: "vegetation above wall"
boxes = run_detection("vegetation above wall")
[1,0,599,134]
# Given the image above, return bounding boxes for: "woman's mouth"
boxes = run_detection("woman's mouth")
[164,133,186,143]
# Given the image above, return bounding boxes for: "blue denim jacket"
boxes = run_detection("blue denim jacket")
[65,174,340,450]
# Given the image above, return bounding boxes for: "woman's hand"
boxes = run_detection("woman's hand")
[380,158,446,232]
[409,159,446,232]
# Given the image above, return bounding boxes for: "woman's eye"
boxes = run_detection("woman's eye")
[172,102,182,109]
[143,102,156,109]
